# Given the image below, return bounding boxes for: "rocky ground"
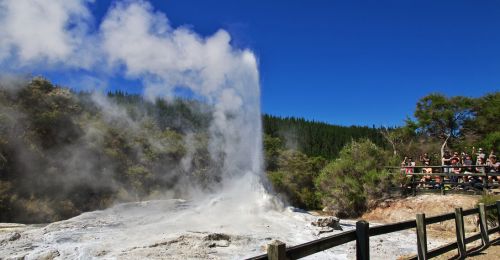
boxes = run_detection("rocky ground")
[363,194,482,240]
[0,197,450,260]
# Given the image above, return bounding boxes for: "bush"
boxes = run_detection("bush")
[267,150,326,209]
[315,139,393,217]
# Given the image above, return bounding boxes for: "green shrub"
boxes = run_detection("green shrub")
[267,150,325,209]
[316,139,393,217]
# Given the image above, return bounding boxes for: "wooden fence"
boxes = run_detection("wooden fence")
[247,201,500,260]
[386,165,500,196]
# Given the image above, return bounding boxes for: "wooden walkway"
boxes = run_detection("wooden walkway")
[248,202,500,260]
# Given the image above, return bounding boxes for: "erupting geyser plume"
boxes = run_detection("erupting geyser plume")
[0,0,288,258]
[0,0,267,202]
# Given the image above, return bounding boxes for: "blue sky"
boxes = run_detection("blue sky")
[9,0,500,126]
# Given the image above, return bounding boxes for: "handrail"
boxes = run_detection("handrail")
[386,165,495,169]
[425,212,455,225]
[248,201,500,260]
[369,219,416,236]
[286,230,357,259]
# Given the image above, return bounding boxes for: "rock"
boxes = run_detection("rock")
[204,233,230,241]
[207,240,230,248]
[311,217,342,231]
[204,233,231,248]
[27,249,60,260]
[317,228,334,235]
[8,232,21,241]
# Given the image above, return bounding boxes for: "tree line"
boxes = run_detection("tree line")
[0,76,498,222]
[263,92,499,217]
[0,78,219,223]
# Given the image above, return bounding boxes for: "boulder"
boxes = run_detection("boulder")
[311,217,342,230]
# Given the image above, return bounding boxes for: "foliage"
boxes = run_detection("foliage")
[380,120,417,156]
[315,139,393,217]
[263,114,386,159]
[414,94,474,140]
[413,94,475,154]
[469,92,500,137]
[0,77,215,223]
[267,150,326,209]
[1,76,498,223]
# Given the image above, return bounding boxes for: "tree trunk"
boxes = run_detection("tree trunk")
[440,135,451,158]
[381,129,397,156]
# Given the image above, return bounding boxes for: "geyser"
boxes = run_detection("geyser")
[0,0,291,258]
[99,0,265,192]
[0,0,266,195]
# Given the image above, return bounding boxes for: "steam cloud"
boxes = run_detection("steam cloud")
[0,0,264,201]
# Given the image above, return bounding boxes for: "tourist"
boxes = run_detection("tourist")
[420,153,431,165]
[463,154,473,173]
[475,147,486,165]
[450,157,461,183]
[463,154,474,184]
[420,161,432,188]
[486,155,499,182]
[476,157,486,174]
[406,157,415,173]
[442,150,451,174]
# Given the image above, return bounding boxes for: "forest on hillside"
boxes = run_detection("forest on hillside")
[0,77,386,223]
[263,114,386,159]
[0,77,498,222]
[262,91,499,217]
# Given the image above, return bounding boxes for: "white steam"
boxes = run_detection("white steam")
[0,0,95,67]
[99,1,263,182]
[0,0,265,199]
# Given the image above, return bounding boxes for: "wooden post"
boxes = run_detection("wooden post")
[356,220,370,260]
[496,201,500,231]
[267,240,286,260]
[454,207,466,259]
[416,213,428,260]
[441,183,445,195]
[482,177,488,194]
[478,203,490,247]
[412,175,417,196]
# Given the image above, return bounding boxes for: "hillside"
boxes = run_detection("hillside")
[263,115,386,159]
[0,77,386,223]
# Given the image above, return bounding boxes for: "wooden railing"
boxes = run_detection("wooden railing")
[386,165,500,196]
[247,202,500,260]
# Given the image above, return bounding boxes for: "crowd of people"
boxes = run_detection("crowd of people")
[400,147,500,189]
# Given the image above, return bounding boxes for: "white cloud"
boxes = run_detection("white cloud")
[0,0,94,67]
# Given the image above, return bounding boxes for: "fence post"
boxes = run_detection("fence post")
[496,201,500,231]
[412,175,417,196]
[416,213,427,260]
[267,240,286,260]
[356,220,370,260]
[478,203,490,247]
[454,207,466,259]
